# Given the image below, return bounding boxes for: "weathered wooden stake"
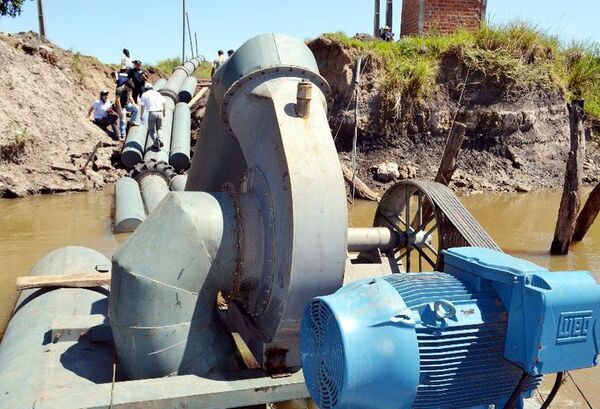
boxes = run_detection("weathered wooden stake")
[435,122,467,185]
[341,163,380,202]
[550,101,586,255]
[573,182,600,241]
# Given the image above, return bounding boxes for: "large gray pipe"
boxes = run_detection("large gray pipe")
[139,174,170,213]
[169,102,191,171]
[160,57,204,103]
[121,125,147,168]
[169,174,188,191]
[114,176,146,233]
[153,78,168,92]
[0,247,111,408]
[143,98,175,164]
[110,192,238,379]
[178,76,198,103]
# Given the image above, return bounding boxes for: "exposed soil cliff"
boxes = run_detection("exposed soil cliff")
[309,34,600,194]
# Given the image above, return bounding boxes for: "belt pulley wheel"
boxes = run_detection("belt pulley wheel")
[374,180,501,272]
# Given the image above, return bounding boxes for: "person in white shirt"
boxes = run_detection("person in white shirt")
[86,90,120,138]
[211,50,227,78]
[120,49,134,70]
[140,84,166,150]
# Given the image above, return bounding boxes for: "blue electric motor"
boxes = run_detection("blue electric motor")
[300,247,600,409]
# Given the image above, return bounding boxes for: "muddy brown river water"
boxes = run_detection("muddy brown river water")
[0,187,599,407]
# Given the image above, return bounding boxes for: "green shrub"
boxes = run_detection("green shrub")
[321,22,600,124]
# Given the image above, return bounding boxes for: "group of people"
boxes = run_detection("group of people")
[87,48,165,149]
[211,49,234,77]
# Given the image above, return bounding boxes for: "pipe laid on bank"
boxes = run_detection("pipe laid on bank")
[169,102,191,171]
[121,125,147,168]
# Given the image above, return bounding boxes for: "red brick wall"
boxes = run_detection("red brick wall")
[401,0,485,36]
[401,0,420,37]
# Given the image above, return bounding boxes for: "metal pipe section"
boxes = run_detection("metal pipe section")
[160,57,203,104]
[169,174,188,191]
[139,174,170,214]
[0,247,111,408]
[347,227,397,252]
[178,76,198,103]
[121,125,147,168]
[169,102,191,171]
[153,78,168,92]
[110,192,239,379]
[143,98,175,164]
[114,177,146,233]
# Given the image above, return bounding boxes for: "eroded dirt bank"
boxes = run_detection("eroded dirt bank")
[309,36,600,195]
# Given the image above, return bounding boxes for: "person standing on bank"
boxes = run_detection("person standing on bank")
[140,84,166,150]
[121,48,134,70]
[128,60,148,103]
[115,81,139,138]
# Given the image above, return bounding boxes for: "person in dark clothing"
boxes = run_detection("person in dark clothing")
[115,81,139,138]
[227,49,234,57]
[380,26,395,42]
[128,60,148,103]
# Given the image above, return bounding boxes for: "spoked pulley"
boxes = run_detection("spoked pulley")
[374,180,501,272]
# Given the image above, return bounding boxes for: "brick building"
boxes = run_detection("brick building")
[401,0,486,36]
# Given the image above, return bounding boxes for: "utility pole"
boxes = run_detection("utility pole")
[373,0,380,37]
[182,0,186,63]
[37,0,46,38]
[194,32,199,59]
[186,12,194,57]
[385,0,393,30]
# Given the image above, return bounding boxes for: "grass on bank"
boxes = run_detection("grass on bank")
[322,22,600,122]
[152,57,212,80]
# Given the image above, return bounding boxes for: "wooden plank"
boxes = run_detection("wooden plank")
[573,182,600,241]
[551,101,586,255]
[16,272,111,290]
[188,87,209,108]
[341,163,380,202]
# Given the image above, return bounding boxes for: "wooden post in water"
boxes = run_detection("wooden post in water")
[435,122,467,185]
[550,101,586,255]
[573,180,600,241]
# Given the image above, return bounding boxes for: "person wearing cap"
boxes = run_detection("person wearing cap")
[140,83,166,150]
[227,49,234,58]
[211,50,226,78]
[115,81,139,138]
[128,60,148,103]
[87,90,120,138]
[380,26,394,42]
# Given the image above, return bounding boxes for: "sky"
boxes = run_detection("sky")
[0,0,598,65]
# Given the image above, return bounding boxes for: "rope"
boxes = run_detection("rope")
[109,348,117,408]
[566,371,594,409]
[331,56,369,143]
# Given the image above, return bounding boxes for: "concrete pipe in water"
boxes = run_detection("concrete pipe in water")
[121,125,147,168]
[169,102,191,171]
[114,176,146,233]
[0,247,112,408]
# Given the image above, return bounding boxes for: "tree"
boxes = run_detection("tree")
[0,0,31,17]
